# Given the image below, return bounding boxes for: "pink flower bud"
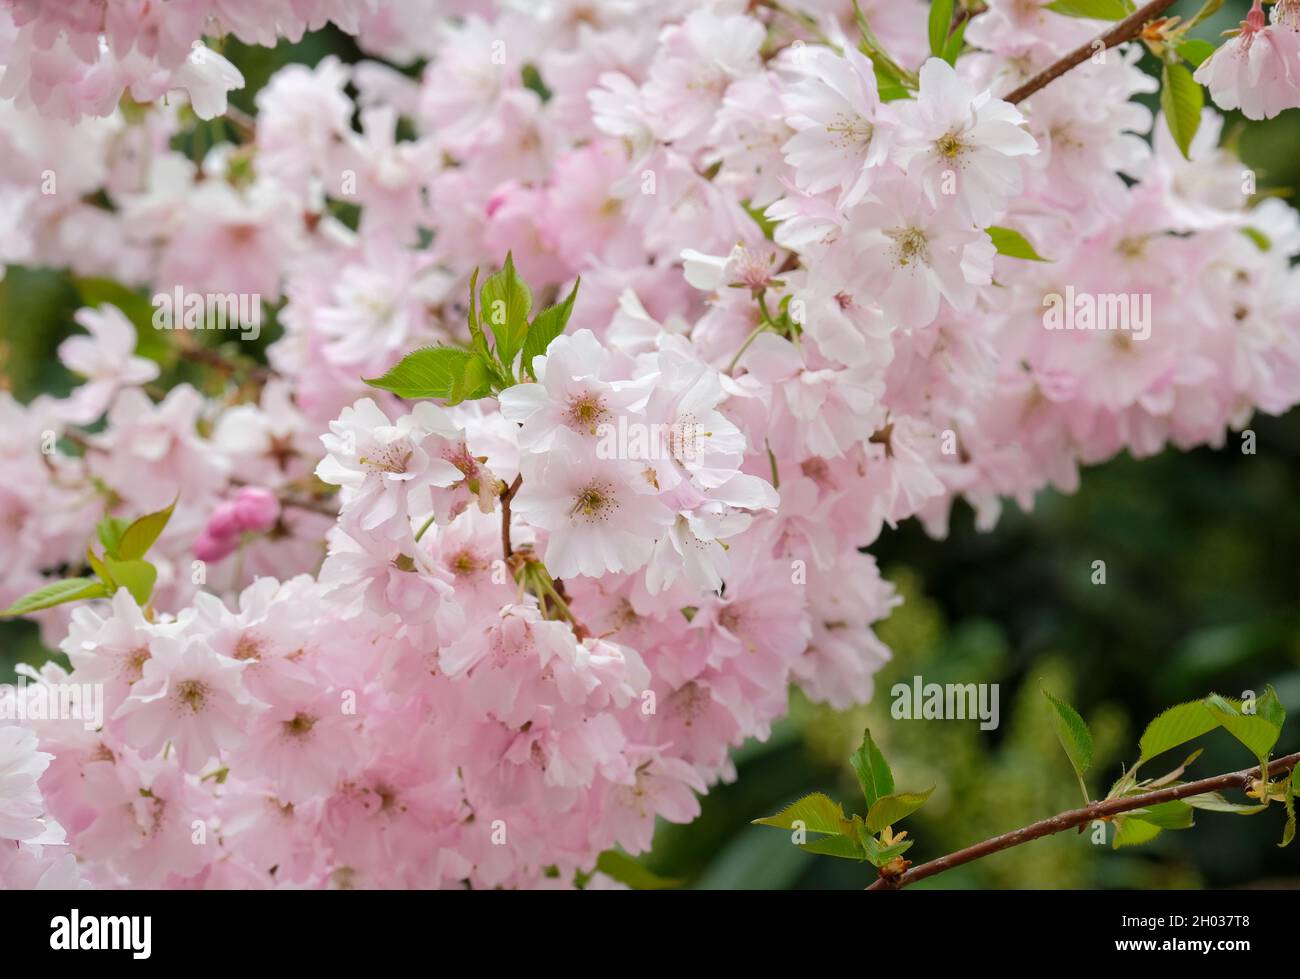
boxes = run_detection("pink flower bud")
[207,501,243,538]
[233,486,281,533]
[193,528,238,563]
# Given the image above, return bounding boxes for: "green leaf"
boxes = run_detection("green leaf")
[941,15,968,65]
[86,547,115,589]
[365,346,476,400]
[986,226,1050,262]
[520,63,552,103]
[479,252,533,374]
[800,834,868,860]
[752,792,850,836]
[1240,227,1272,251]
[96,516,131,559]
[447,353,493,406]
[116,497,177,560]
[521,277,580,381]
[466,267,492,362]
[1184,791,1267,815]
[1204,689,1284,766]
[1160,62,1203,161]
[1134,799,1195,830]
[594,850,682,890]
[1112,815,1163,849]
[866,788,935,833]
[103,559,157,607]
[1137,700,1220,766]
[927,0,955,59]
[1046,0,1134,19]
[1176,38,1216,68]
[1184,0,1224,31]
[1,578,109,617]
[850,729,894,810]
[1042,685,1094,780]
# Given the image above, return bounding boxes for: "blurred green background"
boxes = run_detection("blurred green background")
[2,0,1297,889]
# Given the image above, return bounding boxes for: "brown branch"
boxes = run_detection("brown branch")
[1004,0,1179,105]
[868,751,1300,891]
[500,474,523,560]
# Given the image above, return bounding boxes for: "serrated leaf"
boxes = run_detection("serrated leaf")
[866,788,935,834]
[1161,62,1203,161]
[1184,791,1267,815]
[116,497,177,560]
[1042,685,1093,779]
[1,578,109,617]
[1046,0,1134,19]
[594,850,682,890]
[800,834,867,860]
[447,353,493,406]
[987,226,1049,261]
[479,253,533,374]
[752,792,850,836]
[103,558,157,606]
[466,267,492,362]
[928,0,955,59]
[96,517,131,559]
[1176,38,1216,68]
[365,346,475,400]
[521,277,580,381]
[1204,688,1283,766]
[1137,701,1220,766]
[850,729,894,810]
[1112,815,1163,848]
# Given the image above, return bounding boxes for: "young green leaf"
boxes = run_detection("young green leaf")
[104,558,158,606]
[1203,689,1284,766]
[927,0,955,59]
[116,497,177,560]
[1184,791,1267,815]
[1042,685,1094,788]
[1176,38,1216,68]
[866,788,935,834]
[1046,0,1134,19]
[1240,227,1271,251]
[96,516,131,559]
[521,276,580,381]
[466,267,492,362]
[86,547,115,590]
[365,346,477,400]
[1160,62,1203,161]
[1184,0,1224,31]
[1,578,109,617]
[594,850,683,889]
[800,834,868,860]
[1133,799,1195,830]
[752,792,851,836]
[479,252,533,374]
[850,728,894,810]
[1137,700,1220,766]
[1112,815,1163,849]
[986,226,1050,261]
[447,352,493,406]
[941,15,968,65]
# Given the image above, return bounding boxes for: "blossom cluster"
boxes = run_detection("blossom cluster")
[3,0,1300,889]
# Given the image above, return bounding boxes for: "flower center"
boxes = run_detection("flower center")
[174,679,209,713]
[570,480,618,522]
[886,227,931,269]
[565,392,609,435]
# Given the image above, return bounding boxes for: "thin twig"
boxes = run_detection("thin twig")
[867,751,1300,890]
[1004,0,1179,104]
[500,474,523,559]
